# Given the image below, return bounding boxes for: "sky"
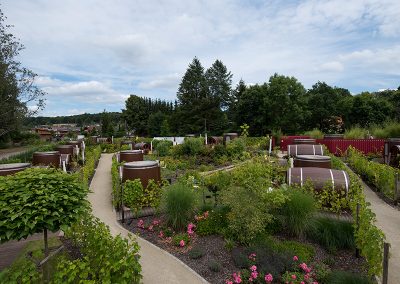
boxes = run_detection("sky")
[2,0,400,117]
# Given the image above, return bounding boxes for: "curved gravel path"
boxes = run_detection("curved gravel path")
[88,153,208,284]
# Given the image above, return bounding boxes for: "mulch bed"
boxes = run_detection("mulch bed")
[121,214,369,284]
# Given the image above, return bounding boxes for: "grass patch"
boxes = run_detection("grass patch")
[307,217,355,253]
[325,270,372,284]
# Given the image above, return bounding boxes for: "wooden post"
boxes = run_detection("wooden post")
[44,228,49,257]
[382,242,389,284]
[356,203,360,258]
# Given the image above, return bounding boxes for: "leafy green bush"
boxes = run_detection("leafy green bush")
[123,179,164,214]
[307,217,355,253]
[0,168,88,243]
[325,270,372,284]
[55,214,142,283]
[371,121,400,138]
[111,156,121,207]
[173,137,205,156]
[220,158,287,243]
[155,140,173,156]
[196,205,229,236]
[278,190,317,237]
[226,137,245,159]
[162,182,199,230]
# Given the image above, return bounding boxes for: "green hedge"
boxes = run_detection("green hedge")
[347,147,398,200]
[79,145,102,186]
[330,154,385,277]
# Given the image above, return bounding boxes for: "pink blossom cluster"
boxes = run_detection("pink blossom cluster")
[194,211,209,221]
[187,223,196,235]
[137,219,162,231]
[299,263,311,274]
[249,265,258,282]
[248,253,256,262]
[137,219,145,228]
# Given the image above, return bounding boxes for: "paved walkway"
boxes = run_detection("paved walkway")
[88,153,208,284]
[362,181,400,284]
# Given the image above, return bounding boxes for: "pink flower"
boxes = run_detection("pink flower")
[251,271,258,279]
[248,277,253,282]
[137,219,144,228]
[148,225,154,231]
[301,282,305,284]
[293,255,298,261]
[179,240,185,247]
[152,219,160,226]
[312,282,318,284]
[291,274,297,279]
[250,265,257,271]
[187,223,196,235]
[204,211,209,218]
[264,273,273,283]
[248,253,256,261]
[232,272,242,283]
[158,231,164,238]
[226,281,233,284]
[304,273,310,280]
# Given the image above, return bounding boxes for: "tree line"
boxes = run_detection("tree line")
[121,57,400,136]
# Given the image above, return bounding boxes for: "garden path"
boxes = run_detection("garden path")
[88,153,208,284]
[362,179,400,284]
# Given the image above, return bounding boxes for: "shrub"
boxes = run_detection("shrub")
[0,168,88,247]
[278,190,317,237]
[226,137,245,159]
[250,234,315,263]
[307,217,355,253]
[155,140,172,156]
[56,214,142,283]
[325,270,372,284]
[162,182,199,230]
[123,179,164,214]
[173,137,205,156]
[344,126,368,139]
[208,259,222,272]
[313,262,331,283]
[189,247,205,259]
[196,205,229,236]
[304,128,324,139]
[220,159,287,243]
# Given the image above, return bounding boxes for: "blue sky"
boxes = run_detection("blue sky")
[2,0,400,116]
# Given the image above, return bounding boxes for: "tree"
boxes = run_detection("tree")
[0,9,45,139]
[160,119,171,136]
[101,110,114,137]
[205,59,233,109]
[0,168,88,256]
[147,111,166,137]
[176,57,230,134]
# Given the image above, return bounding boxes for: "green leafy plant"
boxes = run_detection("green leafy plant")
[155,140,173,157]
[0,168,88,255]
[55,214,142,283]
[123,179,164,214]
[162,182,199,230]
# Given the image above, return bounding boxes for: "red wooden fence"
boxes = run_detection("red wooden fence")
[280,136,385,156]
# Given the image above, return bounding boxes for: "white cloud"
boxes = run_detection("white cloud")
[1,0,400,116]
[318,61,344,72]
